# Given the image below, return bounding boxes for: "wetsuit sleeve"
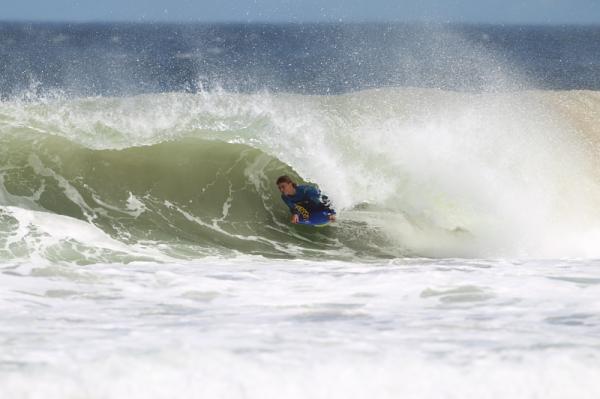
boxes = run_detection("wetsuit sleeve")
[304,185,334,213]
[281,195,299,214]
[303,186,321,202]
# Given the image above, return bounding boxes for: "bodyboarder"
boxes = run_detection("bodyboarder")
[276,175,336,224]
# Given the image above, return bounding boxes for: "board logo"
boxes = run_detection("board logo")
[294,204,310,220]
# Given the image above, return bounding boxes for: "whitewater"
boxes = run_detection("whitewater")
[2,22,600,399]
[3,89,600,259]
[1,88,600,398]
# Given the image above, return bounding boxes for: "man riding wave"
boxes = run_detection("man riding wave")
[276,175,336,224]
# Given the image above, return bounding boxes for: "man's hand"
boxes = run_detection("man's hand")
[291,214,299,224]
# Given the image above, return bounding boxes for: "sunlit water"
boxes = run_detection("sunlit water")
[2,257,600,398]
[2,23,600,398]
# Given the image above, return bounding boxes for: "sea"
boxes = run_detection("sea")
[1,22,600,398]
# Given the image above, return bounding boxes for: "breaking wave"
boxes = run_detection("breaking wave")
[2,88,600,261]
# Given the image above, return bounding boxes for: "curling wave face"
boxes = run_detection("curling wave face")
[2,88,600,261]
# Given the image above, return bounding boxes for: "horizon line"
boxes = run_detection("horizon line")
[1,19,600,28]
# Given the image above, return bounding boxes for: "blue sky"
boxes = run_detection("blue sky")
[2,0,600,24]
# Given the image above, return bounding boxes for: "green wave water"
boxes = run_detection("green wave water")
[2,89,600,261]
[0,132,397,262]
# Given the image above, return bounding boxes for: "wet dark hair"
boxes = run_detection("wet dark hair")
[276,175,297,187]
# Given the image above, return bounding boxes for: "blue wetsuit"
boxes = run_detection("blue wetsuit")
[281,185,335,218]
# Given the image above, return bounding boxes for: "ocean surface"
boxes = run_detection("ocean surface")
[1,22,600,398]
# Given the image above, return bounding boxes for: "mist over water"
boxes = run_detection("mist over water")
[2,22,600,399]
[2,22,600,97]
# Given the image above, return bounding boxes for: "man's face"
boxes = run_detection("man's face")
[278,182,296,196]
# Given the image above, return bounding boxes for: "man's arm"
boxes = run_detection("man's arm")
[303,185,334,213]
[281,195,300,224]
[282,195,299,214]
[302,185,322,203]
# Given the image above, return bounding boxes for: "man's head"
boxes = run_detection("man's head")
[276,175,297,196]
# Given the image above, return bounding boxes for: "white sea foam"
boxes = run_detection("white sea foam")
[0,205,173,263]
[2,89,600,397]
[1,257,599,398]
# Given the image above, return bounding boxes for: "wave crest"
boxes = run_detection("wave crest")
[2,89,600,260]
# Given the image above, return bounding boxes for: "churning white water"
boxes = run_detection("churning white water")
[2,88,600,398]
[2,256,600,398]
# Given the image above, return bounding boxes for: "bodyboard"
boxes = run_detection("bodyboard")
[296,209,333,226]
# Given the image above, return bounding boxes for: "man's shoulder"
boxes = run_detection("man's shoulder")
[297,184,320,198]
[297,184,317,191]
